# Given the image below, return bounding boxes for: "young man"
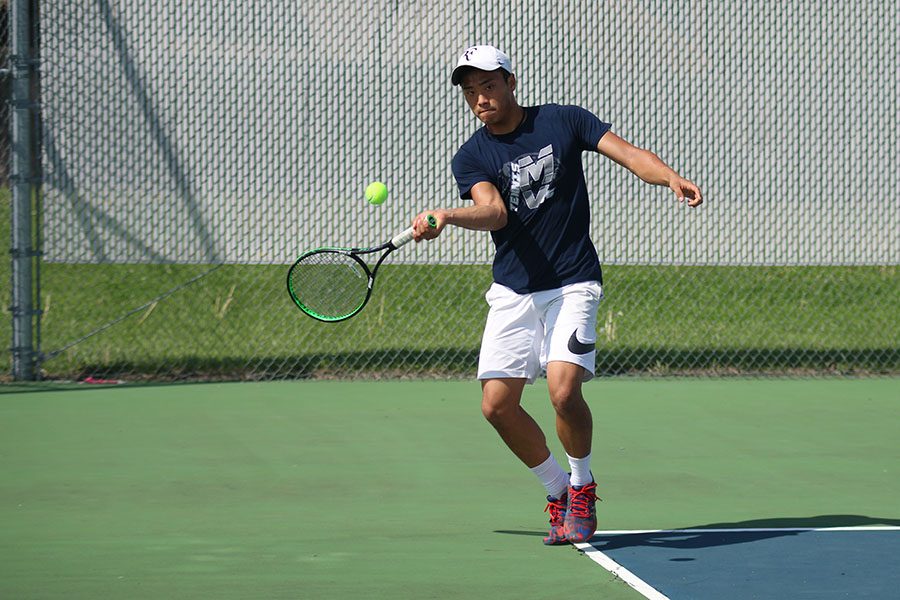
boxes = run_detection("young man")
[412,45,702,544]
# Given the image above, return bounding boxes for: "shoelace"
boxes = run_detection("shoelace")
[568,484,599,518]
[544,498,566,525]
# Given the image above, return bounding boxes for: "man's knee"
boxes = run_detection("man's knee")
[481,379,525,425]
[549,383,584,414]
[547,363,588,416]
[481,395,512,425]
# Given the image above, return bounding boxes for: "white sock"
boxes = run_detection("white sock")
[567,452,593,488]
[529,454,570,500]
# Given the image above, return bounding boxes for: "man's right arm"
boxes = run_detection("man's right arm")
[412,181,507,241]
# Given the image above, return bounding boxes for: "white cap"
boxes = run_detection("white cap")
[451,45,513,86]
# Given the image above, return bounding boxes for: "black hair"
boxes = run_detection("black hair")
[456,66,512,85]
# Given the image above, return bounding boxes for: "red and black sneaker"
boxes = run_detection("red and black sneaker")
[542,493,569,545]
[564,481,598,543]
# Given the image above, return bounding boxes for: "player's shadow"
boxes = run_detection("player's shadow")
[495,515,900,550]
[597,515,900,551]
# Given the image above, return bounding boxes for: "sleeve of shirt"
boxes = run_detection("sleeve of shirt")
[451,144,493,200]
[564,105,612,152]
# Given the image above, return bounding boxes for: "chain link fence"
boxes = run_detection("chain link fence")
[0,2,8,376]
[4,1,899,380]
[0,3,7,185]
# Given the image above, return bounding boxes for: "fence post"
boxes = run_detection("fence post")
[9,0,37,380]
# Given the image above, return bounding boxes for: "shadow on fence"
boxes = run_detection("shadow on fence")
[19,346,899,383]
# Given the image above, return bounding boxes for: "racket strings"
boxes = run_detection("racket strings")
[289,252,370,319]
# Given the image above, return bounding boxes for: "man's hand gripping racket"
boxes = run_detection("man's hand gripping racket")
[287,215,437,322]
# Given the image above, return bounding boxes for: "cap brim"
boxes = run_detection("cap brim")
[451,66,469,86]
[451,66,507,86]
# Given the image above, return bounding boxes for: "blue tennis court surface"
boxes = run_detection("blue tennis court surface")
[575,527,900,599]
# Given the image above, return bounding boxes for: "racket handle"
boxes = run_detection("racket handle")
[391,228,416,248]
[390,215,437,248]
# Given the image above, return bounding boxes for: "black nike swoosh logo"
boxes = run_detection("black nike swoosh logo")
[567,330,595,355]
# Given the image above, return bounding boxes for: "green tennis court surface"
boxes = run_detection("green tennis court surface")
[2,378,898,599]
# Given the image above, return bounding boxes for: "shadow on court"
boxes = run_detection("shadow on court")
[606,515,900,550]
[495,514,900,548]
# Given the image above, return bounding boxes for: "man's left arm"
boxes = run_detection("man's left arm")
[597,132,703,207]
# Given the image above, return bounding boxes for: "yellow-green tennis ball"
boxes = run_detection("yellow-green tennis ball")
[365,181,388,205]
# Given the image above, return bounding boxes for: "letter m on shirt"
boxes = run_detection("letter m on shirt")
[517,144,556,210]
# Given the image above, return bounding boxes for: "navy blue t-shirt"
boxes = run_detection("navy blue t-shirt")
[452,104,611,293]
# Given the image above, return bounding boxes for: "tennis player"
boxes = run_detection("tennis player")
[412,45,702,544]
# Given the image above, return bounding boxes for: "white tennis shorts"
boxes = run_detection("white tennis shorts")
[477,280,603,384]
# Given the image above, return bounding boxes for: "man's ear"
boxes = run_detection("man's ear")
[508,73,517,92]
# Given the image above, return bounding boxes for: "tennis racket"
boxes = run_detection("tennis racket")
[287,215,437,322]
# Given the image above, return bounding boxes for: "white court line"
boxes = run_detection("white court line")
[572,541,670,600]
[588,526,900,535]
[573,527,900,600]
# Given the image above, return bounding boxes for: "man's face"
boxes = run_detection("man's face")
[460,69,517,127]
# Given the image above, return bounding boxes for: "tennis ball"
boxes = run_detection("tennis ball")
[365,181,388,205]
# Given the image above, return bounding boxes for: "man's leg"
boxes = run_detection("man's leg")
[546,361,598,543]
[546,361,593,461]
[481,377,547,467]
[481,377,570,544]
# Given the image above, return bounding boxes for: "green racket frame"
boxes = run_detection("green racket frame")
[287,215,436,322]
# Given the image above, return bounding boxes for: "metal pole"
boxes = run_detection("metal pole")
[9,0,36,380]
